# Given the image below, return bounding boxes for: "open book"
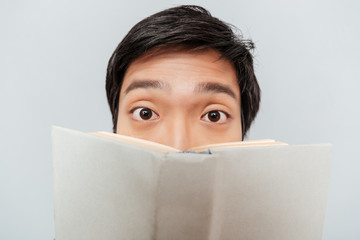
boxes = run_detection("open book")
[52,126,332,240]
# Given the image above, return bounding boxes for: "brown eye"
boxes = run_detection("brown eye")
[132,107,159,121]
[208,111,220,122]
[201,110,228,123]
[140,108,152,120]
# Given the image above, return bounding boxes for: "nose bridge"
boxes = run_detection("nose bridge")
[166,113,192,151]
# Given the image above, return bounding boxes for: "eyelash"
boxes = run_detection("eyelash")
[130,107,230,123]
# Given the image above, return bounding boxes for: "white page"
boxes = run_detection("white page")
[207,145,332,240]
[53,127,161,240]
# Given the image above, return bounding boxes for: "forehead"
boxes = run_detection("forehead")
[121,48,240,99]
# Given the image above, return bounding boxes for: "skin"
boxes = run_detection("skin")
[116,48,242,151]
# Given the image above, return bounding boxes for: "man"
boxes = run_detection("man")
[106,5,260,151]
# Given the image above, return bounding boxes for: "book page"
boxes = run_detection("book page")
[207,144,332,240]
[53,126,162,240]
[91,131,180,152]
[188,139,287,152]
[91,131,286,152]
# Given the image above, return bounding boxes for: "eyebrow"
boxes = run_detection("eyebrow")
[194,82,237,99]
[124,80,168,95]
[124,80,237,99]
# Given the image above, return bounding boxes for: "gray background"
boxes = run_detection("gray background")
[1,0,359,239]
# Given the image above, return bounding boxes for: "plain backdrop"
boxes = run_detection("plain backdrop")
[1,0,359,239]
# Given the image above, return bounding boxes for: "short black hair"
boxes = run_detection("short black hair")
[106,5,260,139]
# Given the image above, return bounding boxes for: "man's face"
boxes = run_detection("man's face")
[116,48,242,150]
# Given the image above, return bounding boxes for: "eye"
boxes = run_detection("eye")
[201,110,229,123]
[131,107,159,121]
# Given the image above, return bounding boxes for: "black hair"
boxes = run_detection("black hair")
[106,5,260,139]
